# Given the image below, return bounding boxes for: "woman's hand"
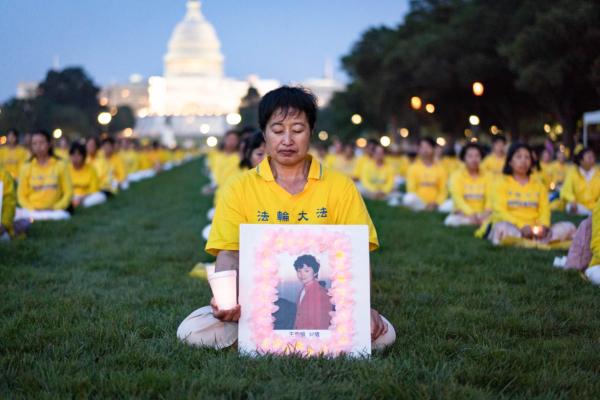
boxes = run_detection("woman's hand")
[521,225,534,239]
[210,297,241,322]
[370,308,388,341]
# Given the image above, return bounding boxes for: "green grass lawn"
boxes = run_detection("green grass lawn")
[1,159,599,399]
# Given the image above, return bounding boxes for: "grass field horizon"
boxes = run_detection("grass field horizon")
[1,159,599,398]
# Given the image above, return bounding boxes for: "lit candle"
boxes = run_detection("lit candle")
[532,226,542,237]
[208,270,237,310]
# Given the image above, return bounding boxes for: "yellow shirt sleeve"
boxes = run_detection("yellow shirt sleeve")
[590,199,600,266]
[436,168,449,205]
[1,170,16,232]
[559,169,576,204]
[17,163,34,210]
[89,166,100,194]
[54,162,73,210]
[206,175,246,256]
[449,170,474,215]
[406,163,418,194]
[538,183,551,227]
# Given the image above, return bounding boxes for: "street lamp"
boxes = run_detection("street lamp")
[469,115,480,126]
[52,128,63,139]
[318,131,329,141]
[425,103,435,114]
[351,114,363,125]
[226,112,242,125]
[380,136,391,147]
[410,96,422,110]
[472,82,484,96]
[98,111,112,125]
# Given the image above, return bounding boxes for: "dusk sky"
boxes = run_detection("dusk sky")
[0,0,409,102]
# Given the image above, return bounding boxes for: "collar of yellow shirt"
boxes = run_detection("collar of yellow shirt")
[256,155,323,183]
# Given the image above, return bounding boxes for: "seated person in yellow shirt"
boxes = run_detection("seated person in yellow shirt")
[68,142,107,208]
[178,86,395,351]
[487,143,575,245]
[202,131,267,240]
[0,129,30,181]
[358,144,396,200]
[481,135,507,176]
[1,166,17,240]
[101,137,128,193]
[403,137,448,211]
[560,147,600,216]
[352,139,376,182]
[16,130,73,221]
[584,198,600,286]
[444,143,492,227]
[332,143,356,177]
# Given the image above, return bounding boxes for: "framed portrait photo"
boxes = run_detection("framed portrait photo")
[238,224,372,358]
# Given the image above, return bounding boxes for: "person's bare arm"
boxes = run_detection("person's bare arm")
[370,264,388,340]
[212,250,241,321]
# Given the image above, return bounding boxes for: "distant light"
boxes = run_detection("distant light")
[472,82,484,96]
[543,124,551,133]
[0,136,7,145]
[52,128,63,139]
[137,108,149,118]
[464,129,473,138]
[436,137,446,147]
[97,112,112,125]
[469,115,480,126]
[380,136,391,147]
[121,89,130,98]
[356,138,367,148]
[399,128,409,138]
[410,96,422,110]
[200,124,210,134]
[99,97,108,106]
[129,73,143,83]
[351,114,363,125]
[318,131,329,141]
[425,103,435,114]
[226,112,242,125]
[123,128,133,138]
[206,136,218,148]
[470,137,478,143]
[490,125,499,135]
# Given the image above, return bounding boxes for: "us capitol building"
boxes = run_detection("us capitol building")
[98,0,343,145]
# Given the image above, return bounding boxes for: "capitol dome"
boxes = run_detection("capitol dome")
[164,0,224,78]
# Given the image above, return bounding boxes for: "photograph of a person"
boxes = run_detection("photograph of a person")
[273,254,334,330]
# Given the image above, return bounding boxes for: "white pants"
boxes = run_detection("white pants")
[177,306,397,352]
[444,213,475,227]
[488,221,576,245]
[202,224,212,241]
[573,203,592,216]
[206,207,216,221]
[438,199,454,214]
[15,208,70,221]
[128,170,156,182]
[402,192,426,211]
[74,192,107,208]
[585,266,600,286]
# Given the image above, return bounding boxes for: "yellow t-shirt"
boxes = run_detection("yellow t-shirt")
[120,150,140,175]
[206,156,379,256]
[18,157,73,210]
[560,167,600,211]
[213,152,241,187]
[352,154,373,180]
[481,154,505,176]
[441,156,461,176]
[387,155,410,178]
[87,154,111,192]
[548,161,568,188]
[331,155,356,177]
[406,159,448,205]
[589,198,600,266]
[492,175,550,228]
[359,160,395,195]
[54,148,69,163]
[1,168,16,233]
[0,145,29,180]
[448,168,492,215]
[68,163,99,197]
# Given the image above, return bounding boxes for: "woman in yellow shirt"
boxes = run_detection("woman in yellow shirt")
[560,147,600,216]
[101,137,128,193]
[0,129,30,180]
[488,143,575,245]
[359,144,396,200]
[403,137,448,211]
[16,130,72,221]
[481,135,507,176]
[68,142,107,208]
[178,86,395,351]
[444,143,492,227]
[1,167,16,239]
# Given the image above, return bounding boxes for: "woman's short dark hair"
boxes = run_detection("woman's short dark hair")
[459,143,483,161]
[259,86,317,132]
[293,254,320,275]
[69,142,87,159]
[239,131,265,169]
[574,147,595,166]
[502,142,534,176]
[491,135,507,144]
[418,137,437,148]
